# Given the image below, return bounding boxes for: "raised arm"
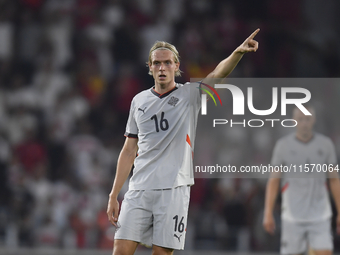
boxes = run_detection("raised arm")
[107,137,138,227]
[206,28,260,79]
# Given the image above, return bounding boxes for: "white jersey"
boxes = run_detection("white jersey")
[125,83,201,190]
[271,133,337,222]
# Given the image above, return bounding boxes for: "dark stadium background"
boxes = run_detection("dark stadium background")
[0,0,339,254]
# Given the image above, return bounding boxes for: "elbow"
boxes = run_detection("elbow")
[120,147,137,162]
[206,71,216,79]
[207,71,228,79]
[125,150,137,161]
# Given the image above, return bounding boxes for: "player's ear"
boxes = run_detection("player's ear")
[175,61,180,72]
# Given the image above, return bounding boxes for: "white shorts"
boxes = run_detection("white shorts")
[114,185,190,250]
[281,219,333,254]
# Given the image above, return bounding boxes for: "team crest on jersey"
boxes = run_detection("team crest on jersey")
[168,96,179,107]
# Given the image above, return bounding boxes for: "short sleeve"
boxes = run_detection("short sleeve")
[124,98,138,138]
[326,138,337,165]
[271,139,284,166]
[185,81,201,110]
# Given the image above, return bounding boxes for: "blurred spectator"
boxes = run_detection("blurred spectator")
[26,163,53,227]
[102,0,124,30]
[14,130,47,174]
[5,107,38,145]
[0,12,14,60]
[44,9,74,69]
[75,0,99,29]
[6,75,39,109]
[8,170,35,247]
[113,63,141,115]
[139,6,174,62]
[51,177,77,229]
[17,10,41,82]
[85,12,114,80]
[77,60,106,107]
[33,58,71,115]
[221,179,251,251]
[35,214,60,247]
[47,88,89,143]
[193,180,227,250]
[0,133,11,245]
[66,120,104,186]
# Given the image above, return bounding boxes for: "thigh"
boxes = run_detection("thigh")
[281,220,307,255]
[308,219,333,252]
[114,190,153,247]
[152,186,190,250]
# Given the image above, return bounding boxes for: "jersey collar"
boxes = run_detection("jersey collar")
[151,84,178,99]
[295,134,315,144]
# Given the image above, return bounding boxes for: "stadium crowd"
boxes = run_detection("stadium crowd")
[0,0,340,252]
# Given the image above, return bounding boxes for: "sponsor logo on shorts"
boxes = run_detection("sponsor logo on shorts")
[174,234,182,242]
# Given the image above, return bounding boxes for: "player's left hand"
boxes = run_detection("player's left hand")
[263,212,275,235]
[337,214,340,235]
[236,28,260,54]
[107,196,120,228]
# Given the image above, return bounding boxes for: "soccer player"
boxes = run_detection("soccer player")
[107,29,259,255]
[263,106,340,255]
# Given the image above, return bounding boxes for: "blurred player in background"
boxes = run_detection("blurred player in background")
[263,106,340,255]
[106,29,259,255]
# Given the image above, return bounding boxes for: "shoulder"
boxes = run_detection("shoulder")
[276,133,295,146]
[272,134,296,153]
[175,83,185,91]
[130,88,153,106]
[176,82,201,90]
[314,132,330,141]
[133,88,152,100]
[175,82,202,101]
[314,132,334,146]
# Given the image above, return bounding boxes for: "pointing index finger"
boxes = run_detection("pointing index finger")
[248,28,260,40]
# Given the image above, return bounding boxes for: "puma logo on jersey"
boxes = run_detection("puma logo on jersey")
[138,107,147,113]
[174,234,182,242]
[168,96,179,107]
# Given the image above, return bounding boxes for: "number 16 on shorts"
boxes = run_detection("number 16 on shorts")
[173,215,185,242]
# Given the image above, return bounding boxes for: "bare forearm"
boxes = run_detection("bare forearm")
[207,29,259,79]
[330,177,340,214]
[109,149,135,199]
[207,50,244,79]
[264,178,280,215]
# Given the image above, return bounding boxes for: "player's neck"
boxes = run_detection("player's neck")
[295,132,314,143]
[154,81,176,95]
